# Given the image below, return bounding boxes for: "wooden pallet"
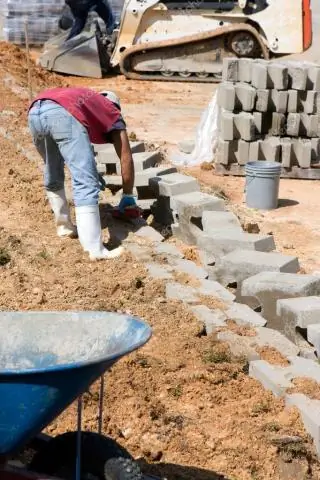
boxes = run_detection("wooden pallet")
[214,163,320,180]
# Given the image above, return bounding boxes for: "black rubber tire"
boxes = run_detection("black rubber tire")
[104,458,143,480]
[28,431,134,480]
[58,5,74,30]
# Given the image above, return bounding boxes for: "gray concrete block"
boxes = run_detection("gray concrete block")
[252,63,268,89]
[94,140,145,155]
[97,163,106,174]
[149,172,200,197]
[234,112,256,141]
[222,57,239,82]
[292,139,312,168]
[171,191,225,222]
[286,113,300,137]
[202,211,242,233]
[104,166,177,187]
[216,139,249,166]
[249,137,281,162]
[217,83,236,111]
[225,303,267,327]
[115,151,160,174]
[287,90,298,113]
[220,111,235,141]
[154,243,184,259]
[307,65,320,91]
[269,90,288,113]
[197,231,275,260]
[280,138,293,168]
[165,279,234,304]
[285,394,320,456]
[211,249,300,288]
[300,114,319,138]
[199,249,216,267]
[189,305,227,334]
[126,243,153,262]
[250,360,292,396]
[288,64,308,90]
[236,140,250,165]
[241,272,320,335]
[267,64,289,90]
[198,279,235,303]
[307,324,320,356]
[171,221,204,246]
[256,89,270,112]
[270,113,286,136]
[219,327,299,363]
[311,138,320,164]
[178,140,195,154]
[277,296,320,330]
[238,58,253,83]
[133,224,165,243]
[146,263,173,280]
[168,257,208,280]
[235,83,256,112]
[298,90,318,114]
[253,111,273,135]
[165,282,199,303]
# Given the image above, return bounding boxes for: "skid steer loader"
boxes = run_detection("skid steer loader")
[38,0,313,82]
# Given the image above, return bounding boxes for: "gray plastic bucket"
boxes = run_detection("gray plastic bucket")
[245,161,282,210]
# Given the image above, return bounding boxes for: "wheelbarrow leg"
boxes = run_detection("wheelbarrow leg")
[76,396,82,480]
[98,375,105,435]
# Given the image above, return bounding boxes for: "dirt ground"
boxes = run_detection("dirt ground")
[1,42,320,479]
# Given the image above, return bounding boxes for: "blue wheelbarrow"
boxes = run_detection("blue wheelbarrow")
[0,311,158,480]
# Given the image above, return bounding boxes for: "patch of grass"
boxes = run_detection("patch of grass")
[202,348,231,364]
[0,248,11,266]
[251,401,271,415]
[279,442,309,462]
[168,384,183,398]
[37,248,50,260]
[264,421,281,433]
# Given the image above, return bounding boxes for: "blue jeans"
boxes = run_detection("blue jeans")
[28,100,100,207]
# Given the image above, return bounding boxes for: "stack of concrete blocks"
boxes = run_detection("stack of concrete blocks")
[216,57,320,170]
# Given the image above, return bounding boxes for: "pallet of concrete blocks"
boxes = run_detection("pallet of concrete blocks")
[215,57,320,180]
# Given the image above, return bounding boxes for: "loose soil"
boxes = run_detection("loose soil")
[1,43,320,479]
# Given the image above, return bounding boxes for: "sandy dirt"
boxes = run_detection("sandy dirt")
[1,43,320,479]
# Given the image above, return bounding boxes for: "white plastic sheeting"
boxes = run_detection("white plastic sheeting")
[172,91,220,167]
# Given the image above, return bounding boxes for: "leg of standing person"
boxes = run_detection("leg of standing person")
[94,0,115,34]
[65,8,88,40]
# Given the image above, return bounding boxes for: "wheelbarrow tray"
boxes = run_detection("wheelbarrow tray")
[0,312,151,456]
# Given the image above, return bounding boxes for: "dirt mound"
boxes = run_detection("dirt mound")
[0,41,67,92]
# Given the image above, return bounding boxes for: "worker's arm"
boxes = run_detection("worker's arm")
[110,129,134,194]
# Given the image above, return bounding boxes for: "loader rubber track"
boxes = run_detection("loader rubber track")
[119,23,269,83]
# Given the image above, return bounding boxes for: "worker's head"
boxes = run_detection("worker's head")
[100,90,121,111]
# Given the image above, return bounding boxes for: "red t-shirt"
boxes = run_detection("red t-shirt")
[30,87,124,144]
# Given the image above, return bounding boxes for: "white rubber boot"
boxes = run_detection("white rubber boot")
[75,205,124,260]
[46,189,77,238]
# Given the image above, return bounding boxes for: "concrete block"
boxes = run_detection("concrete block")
[288,64,308,90]
[241,272,320,334]
[235,83,256,112]
[220,112,235,141]
[311,138,320,164]
[198,279,235,303]
[225,303,267,327]
[238,58,253,83]
[269,90,288,113]
[267,64,289,90]
[115,151,159,174]
[197,231,275,259]
[153,243,184,259]
[270,113,286,136]
[222,57,239,82]
[97,163,106,174]
[307,65,320,91]
[189,305,227,334]
[202,211,242,233]
[250,360,293,396]
[286,113,300,137]
[199,249,215,267]
[307,324,320,355]
[234,112,256,141]
[219,326,299,363]
[287,90,298,113]
[298,90,318,114]
[104,166,177,187]
[216,139,249,166]
[280,138,293,168]
[217,83,236,111]
[149,172,200,197]
[171,191,225,222]
[236,140,250,165]
[146,263,173,280]
[94,140,145,155]
[253,111,273,135]
[211,249,300,288]
[249,137,281,162]
[168,257,208,280]
[166,282,199,303]
[171,221,204,246]
[134,224,165,243]
[178,140,194,154]
[255,89,270,112]
[277,296,320,330]
[286,394,320,456]
[292,139,312,169]
[252,63,268,89]
[300,114,319,138]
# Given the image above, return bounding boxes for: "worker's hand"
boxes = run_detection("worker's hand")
[118,194,137,213]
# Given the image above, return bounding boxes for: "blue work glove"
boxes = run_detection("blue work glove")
[118,194,137,213]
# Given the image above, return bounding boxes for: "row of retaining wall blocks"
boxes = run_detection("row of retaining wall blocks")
[92,140,320,455]
[217,58,320,169]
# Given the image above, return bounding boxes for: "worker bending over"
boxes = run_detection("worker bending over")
[28,88,137,260]
[65,0,115,40]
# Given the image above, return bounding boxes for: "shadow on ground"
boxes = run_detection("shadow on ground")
[141,461,231,480]
[277,199,299,208]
